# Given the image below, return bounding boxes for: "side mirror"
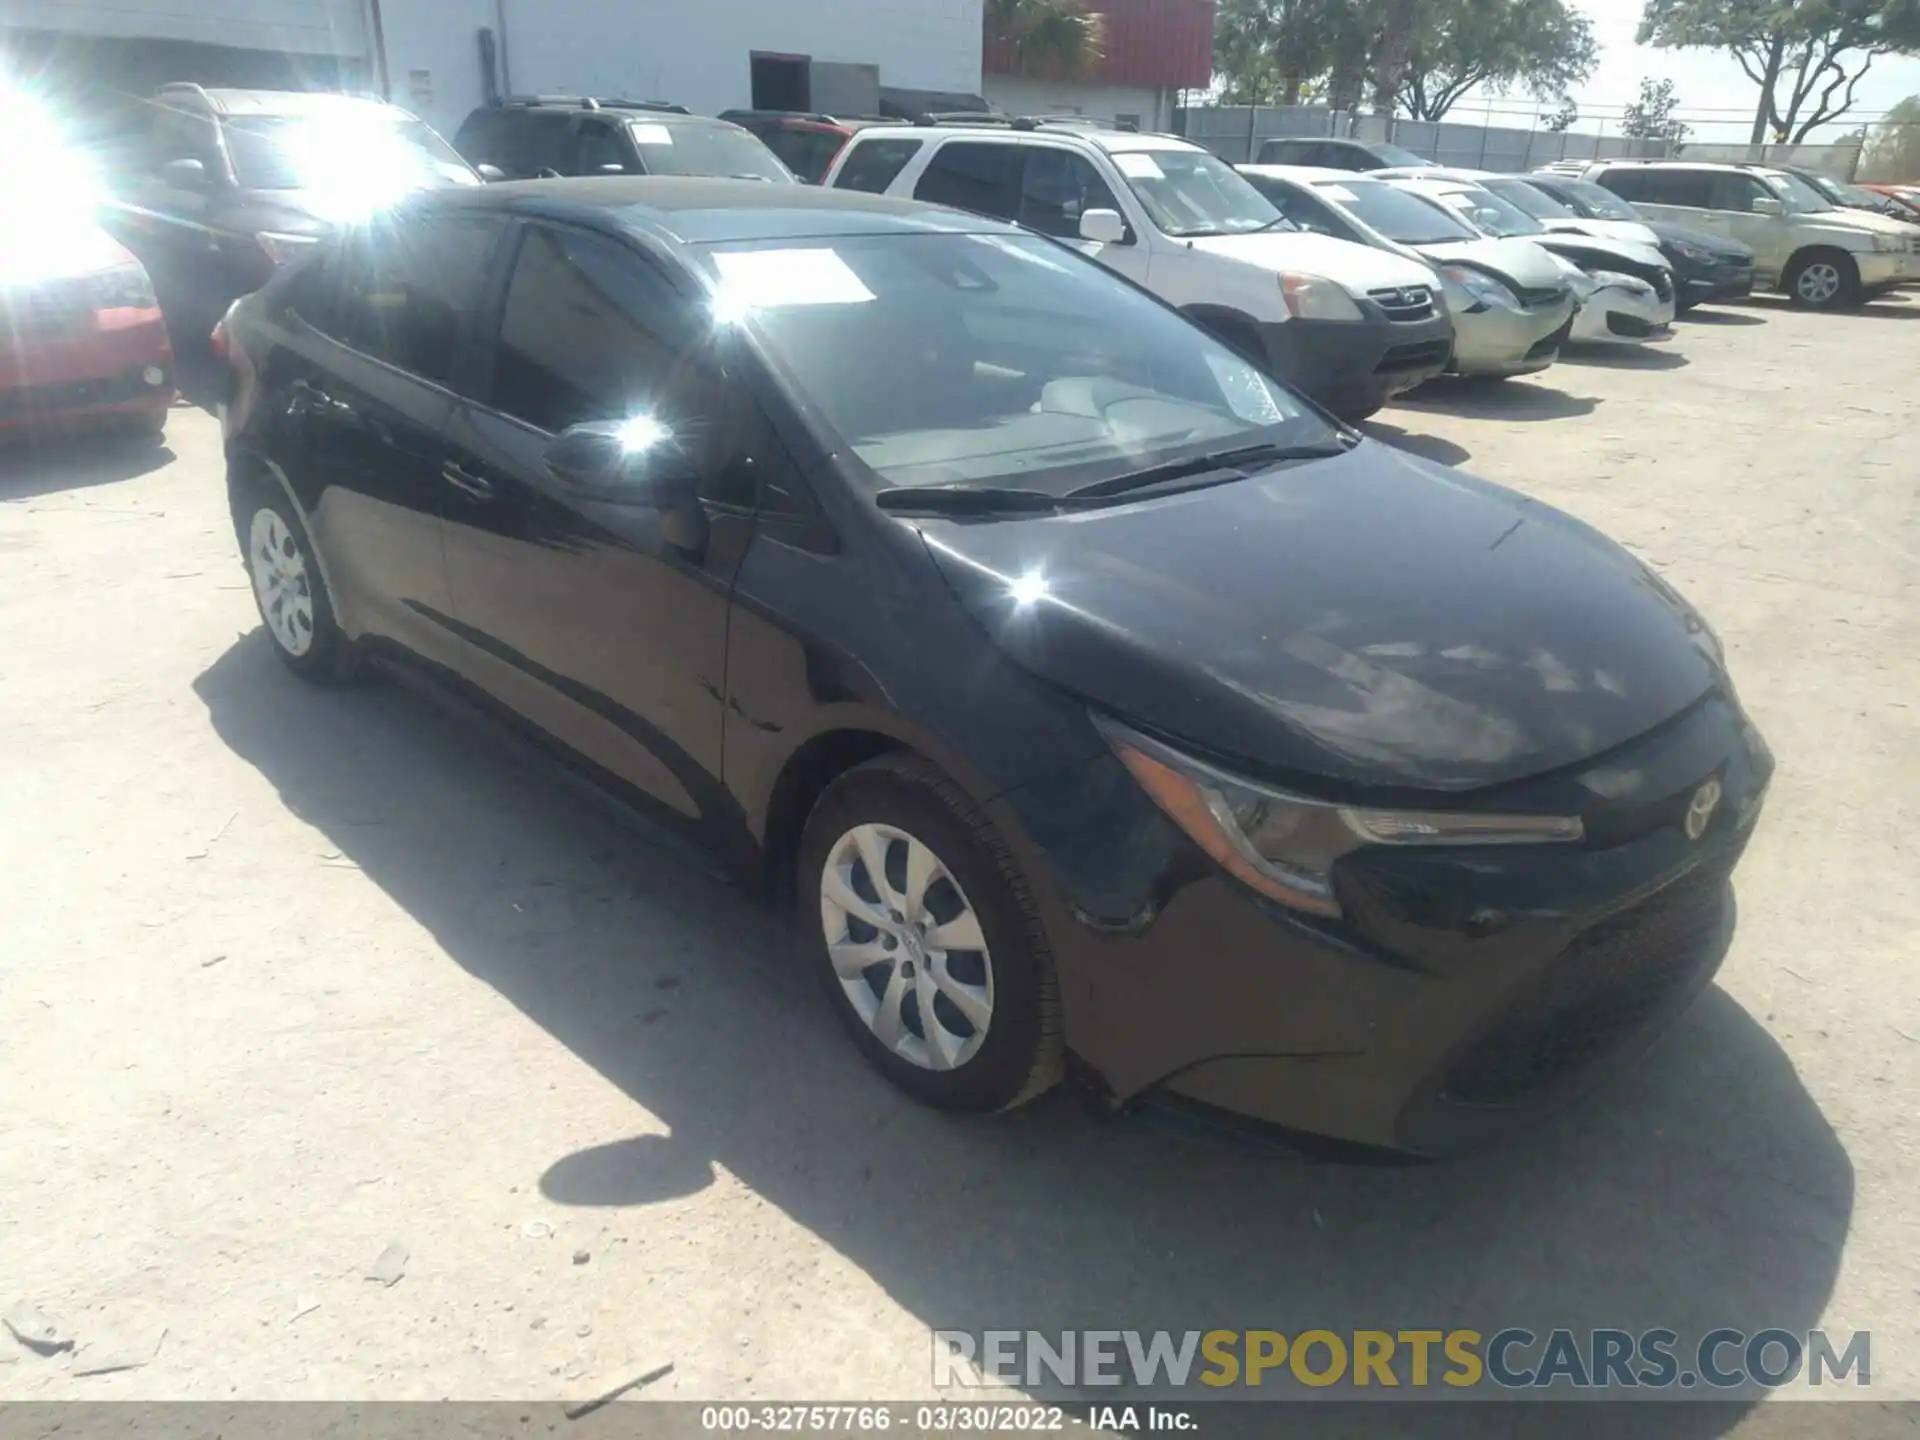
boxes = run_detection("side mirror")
[544,418,704,538]
[1751,196,1785,218]
[476,162,506,182]
[1079,208,1128,245]
[162,157,209,192]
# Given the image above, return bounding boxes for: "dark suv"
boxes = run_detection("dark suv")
[453,97,794,183]
[98,85,480,341]
[719,110,905,183]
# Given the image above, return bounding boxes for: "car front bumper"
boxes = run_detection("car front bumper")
[1571,280,1676,345]
[1858,249,1920,290]
[1449,295,1579,377]
[0,306,176,430]
[1674,258,1755,307]
[1259,308,1455,418]
[992,692,1772,1156]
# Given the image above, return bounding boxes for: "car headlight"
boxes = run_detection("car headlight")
[257,231,322,266]
[1096,715,1584,918]
[1280,272,1363,322]
[1871,233,1902,253]
[1439,263,1519,312]
[87,261,158,310]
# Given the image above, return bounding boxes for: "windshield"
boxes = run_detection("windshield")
[1325,178,1477,243]
[1763,172,1833,214]
[629,120,793,182]
[223,112,477,191]
[1371,142,1432,168]
[1483,177,1574,219]
[1553,176,1642,221]
[1112,147,1284,237]
[700,231,1332,494]
[1436,184,1545,237]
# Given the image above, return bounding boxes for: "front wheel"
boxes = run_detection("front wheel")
[236,483,355,682]
[1785,250,1860,310]
[797,754,1062,1113]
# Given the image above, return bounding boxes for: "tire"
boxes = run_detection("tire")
[1784,249,1860,310]
[233,478,356,683]
[797,753,1063,1113]
[1198,317,1266,366]
[1333,399,1384,423]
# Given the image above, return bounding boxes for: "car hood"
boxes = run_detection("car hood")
[1540,215,1663,249]
[1408,235,1569,289]
[1807,207,1920,240]
[1648,222,1753,260]
[915,445,1723,795]
[0,215,134,283]
[1526,232,1669,274]
[1186,230,1438,293]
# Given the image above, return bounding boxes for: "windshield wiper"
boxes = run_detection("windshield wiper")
[1065,436,1356,500]
[875,486,1065,515]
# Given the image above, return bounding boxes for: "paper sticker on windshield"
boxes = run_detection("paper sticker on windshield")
[712,248,875,309]
[630,124,675,146]
[1113,153,1164,180]
[1320,185,1357,203]
[1205,353,1287,425]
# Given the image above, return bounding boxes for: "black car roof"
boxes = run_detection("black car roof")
[414,176,1012,244]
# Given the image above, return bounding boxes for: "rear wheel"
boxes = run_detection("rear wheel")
[798,754,1062,1113]
[1785,250,1860,310]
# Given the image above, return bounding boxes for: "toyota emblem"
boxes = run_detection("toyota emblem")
[1684,778,1723,841]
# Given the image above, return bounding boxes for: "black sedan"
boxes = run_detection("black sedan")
[215,179,1771,1154]
[1525,172,1755,311]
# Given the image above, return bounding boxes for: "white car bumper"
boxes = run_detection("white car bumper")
[1571,275,1676,345]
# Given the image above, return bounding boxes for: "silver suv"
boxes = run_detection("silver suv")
[1556,160,1920,309]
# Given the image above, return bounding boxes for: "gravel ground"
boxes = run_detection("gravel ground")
[1,296,1915,1422]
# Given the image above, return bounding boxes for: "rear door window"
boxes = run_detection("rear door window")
[836,136,924,192]
[323,216,505,384]
[913,141,1021,220]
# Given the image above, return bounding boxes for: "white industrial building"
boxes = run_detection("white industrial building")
[6,0,987,138]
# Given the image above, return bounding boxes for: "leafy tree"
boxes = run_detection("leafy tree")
[1638,0,1920,144]
[1860,92,1920,177]
[1542,96,1581,131]
[987,0,1109,79]
[1390,0,1599,122]
[1621,75,1694,139]
[1215,0,1339,104]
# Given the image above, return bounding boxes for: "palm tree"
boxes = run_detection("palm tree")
[987,0,1110,79]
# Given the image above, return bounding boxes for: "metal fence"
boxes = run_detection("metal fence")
[1176,103,1677,171]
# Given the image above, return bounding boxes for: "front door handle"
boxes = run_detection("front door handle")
[289,379,348,418]
[442,459,495,500]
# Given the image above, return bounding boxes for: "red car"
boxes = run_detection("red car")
[1,216,175,436]
[1860,182,1920,223]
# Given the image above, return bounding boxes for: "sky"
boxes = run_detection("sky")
[1455,1,1920,141]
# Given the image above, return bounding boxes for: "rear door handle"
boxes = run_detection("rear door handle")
[442,459,495,499]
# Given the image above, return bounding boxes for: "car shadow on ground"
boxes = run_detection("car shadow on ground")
[1744,294,1920,321]
[1560,345,1691,371]
[193,637,1853,1435]
[1359,419,1472,467]
[0,425,174,501]
[1678,308,1768,327]
[1394,377,1598,422]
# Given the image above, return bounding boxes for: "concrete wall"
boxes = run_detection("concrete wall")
[983,74,1169,129]
[399,0,984,135]
[8,0,368,59]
